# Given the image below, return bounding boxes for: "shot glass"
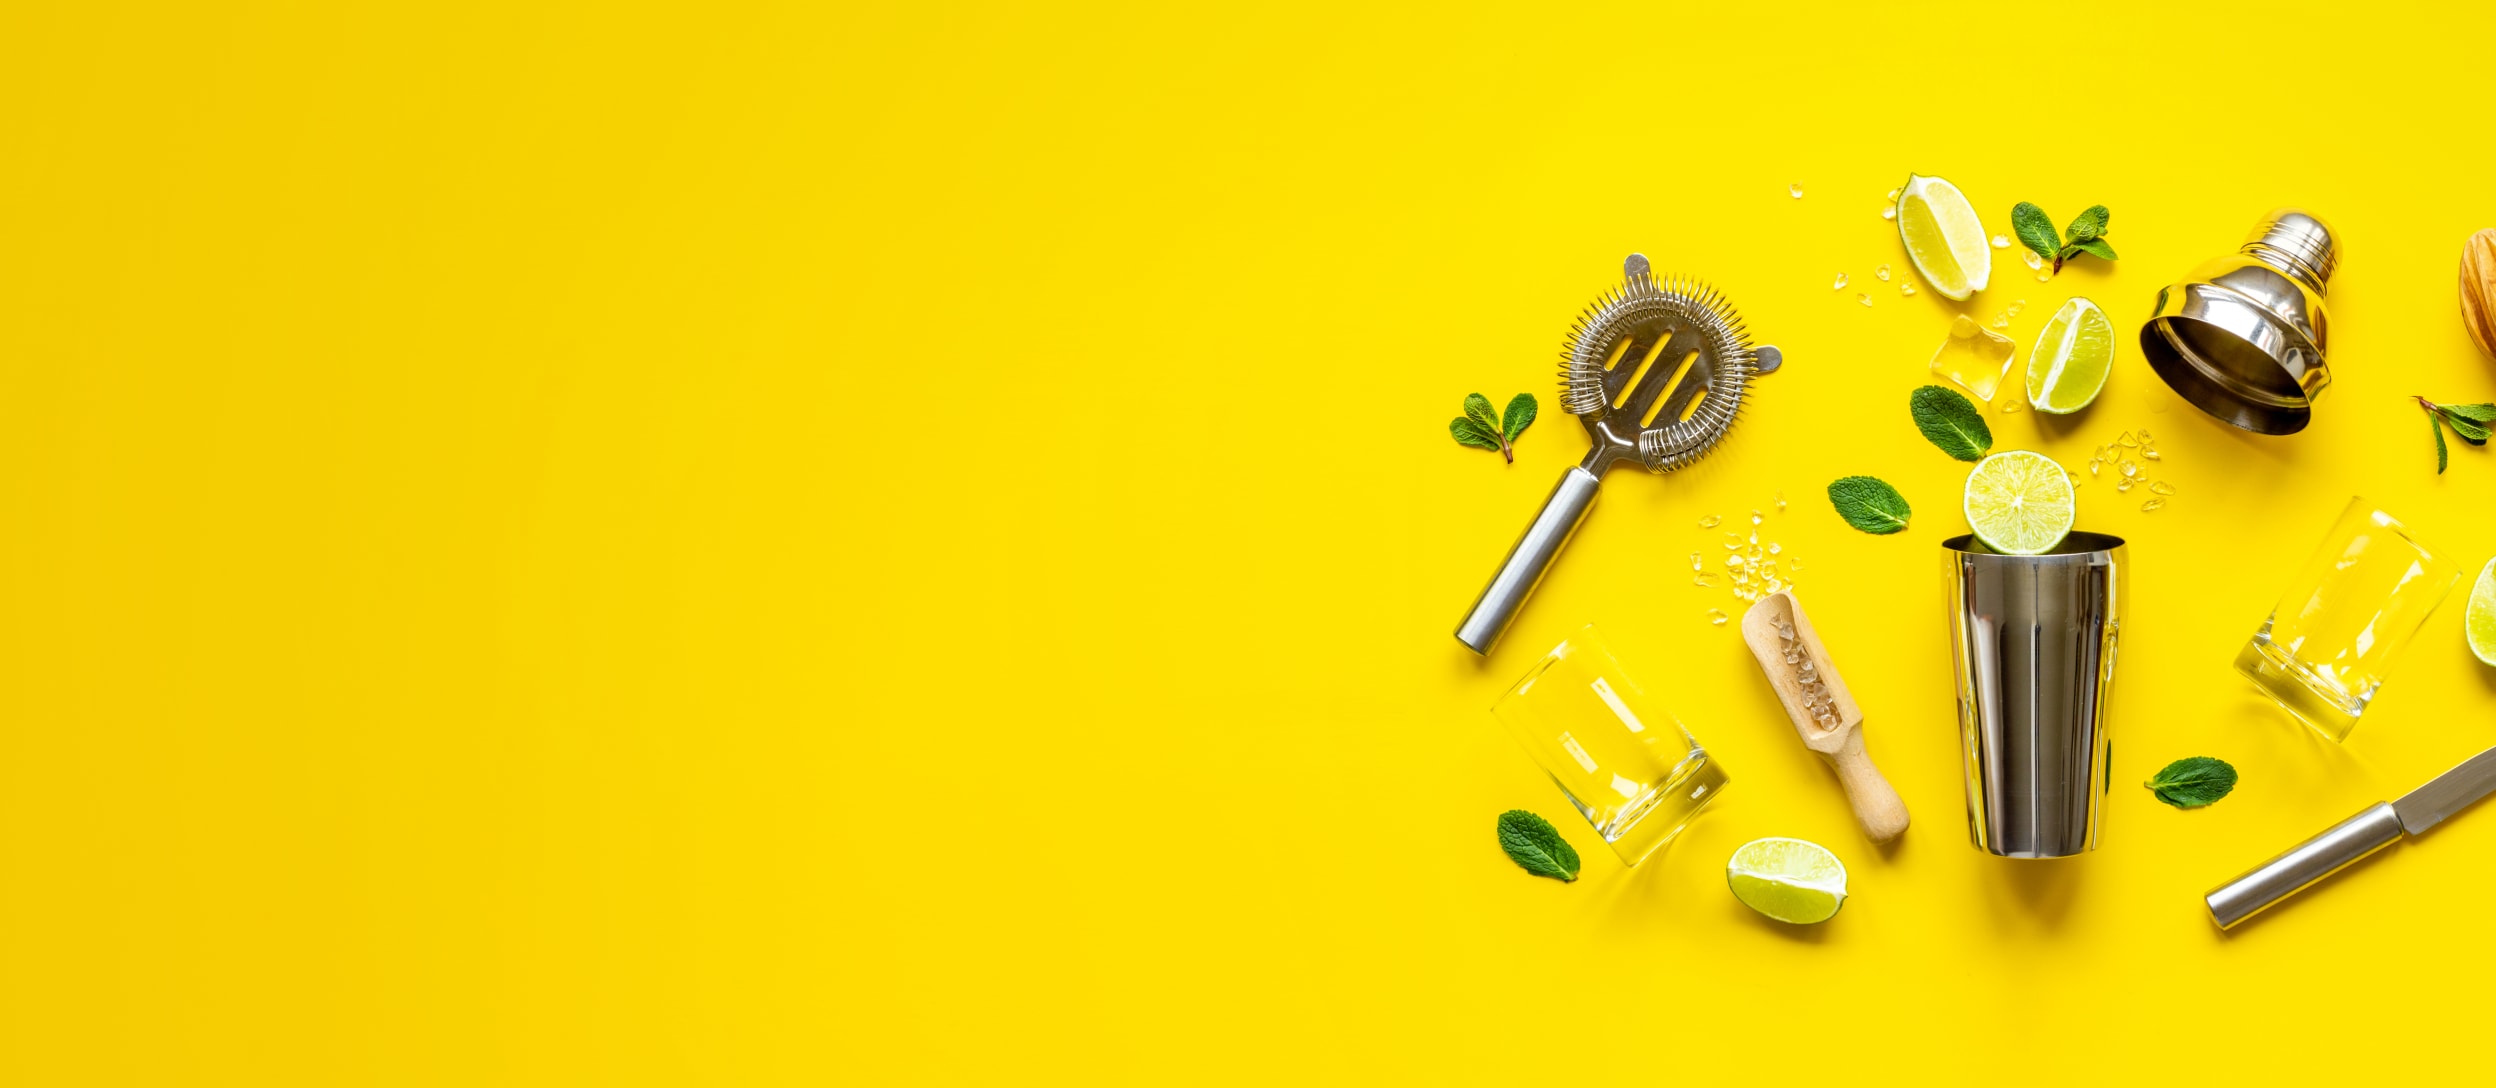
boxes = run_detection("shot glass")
[2235,497,2462,741]
[1492,625,1728,865]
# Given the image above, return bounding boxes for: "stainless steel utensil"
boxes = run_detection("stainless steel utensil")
[2205,746,2496,929]
[2140,208,2339,434]
[1455,255,1781,654]
[1942,532,2126,858]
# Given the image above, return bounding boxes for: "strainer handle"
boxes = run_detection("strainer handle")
[1455,467,1601,654]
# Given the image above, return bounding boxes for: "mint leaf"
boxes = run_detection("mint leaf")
[2066,205,2110,243]
[2145,756,2238,809]
[1497,810,1579,882]
[2417,398,2482,469]
[1826,476,1911,534]
[1454,393,1529,462]
[2438,406,2491,445]
[2071,238,2118,261]
[1502,393,1537,442]
[2013,202,2061,261]
[1908,385,1992,461]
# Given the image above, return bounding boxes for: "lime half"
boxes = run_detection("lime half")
[2026,297,2115,413]
[1964,450,2075,556]
[2469,558,2496,666]
[1896,173,1992,301]
[1727,837,1847,924]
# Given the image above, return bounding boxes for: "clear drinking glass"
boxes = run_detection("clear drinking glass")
[1492,625,1728,865]
[2235,497,2462,741]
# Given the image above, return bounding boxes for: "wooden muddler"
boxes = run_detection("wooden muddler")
[1739,590,1908,844]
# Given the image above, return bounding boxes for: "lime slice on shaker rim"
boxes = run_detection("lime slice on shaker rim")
[1963,449,2075,556]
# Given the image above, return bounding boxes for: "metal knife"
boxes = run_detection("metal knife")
[2206,746,2496,928]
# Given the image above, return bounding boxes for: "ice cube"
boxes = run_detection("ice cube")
[1929,314,2018,401]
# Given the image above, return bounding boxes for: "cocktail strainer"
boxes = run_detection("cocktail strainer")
[1456,254,1781,654]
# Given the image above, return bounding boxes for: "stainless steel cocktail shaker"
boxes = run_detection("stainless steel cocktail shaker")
[1942,533,2126,858]
[2139,208,2339,434]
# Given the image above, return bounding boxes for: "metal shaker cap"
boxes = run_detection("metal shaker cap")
[2244,209,2338,286]
[2140,208,2338,434]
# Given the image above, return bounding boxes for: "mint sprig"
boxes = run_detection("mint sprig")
[2146,756,2238,809]
[1826,476,1911,534]
[2416,396,2496,473]
[2012,201,2120,274]
[1451,392,1537,463]
[1908,385,1992,461]
[1496,810,1580,882]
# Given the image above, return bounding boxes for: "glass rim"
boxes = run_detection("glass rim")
[1492,622,1610,710]
[2334,495,2449,564]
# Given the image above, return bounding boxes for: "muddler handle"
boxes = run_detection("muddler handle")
[2204,802,2404,929]
[1826,732,1910,845]
[1455,467,1600,655]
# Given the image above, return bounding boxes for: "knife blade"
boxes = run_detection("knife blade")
[2206,745,2496,929]
[2391,745,2496,835]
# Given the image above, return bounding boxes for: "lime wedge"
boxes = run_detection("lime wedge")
[2468,558,2496,666]
[2026,297,2114,413]
[1896,173,1991,301]
[1964,450,2075,556]
[1727,837,1847,924]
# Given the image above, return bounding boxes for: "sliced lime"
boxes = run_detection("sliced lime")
[1963,450,2074,556]
[1896,173,1991,301]
[2468,558,2496,667]
[2026,297,2115,413]
[1726,837,1847,924]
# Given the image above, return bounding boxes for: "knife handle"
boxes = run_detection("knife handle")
[2205,802,2403,929]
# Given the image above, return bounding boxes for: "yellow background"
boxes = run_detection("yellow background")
[9,1,2496,1082]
